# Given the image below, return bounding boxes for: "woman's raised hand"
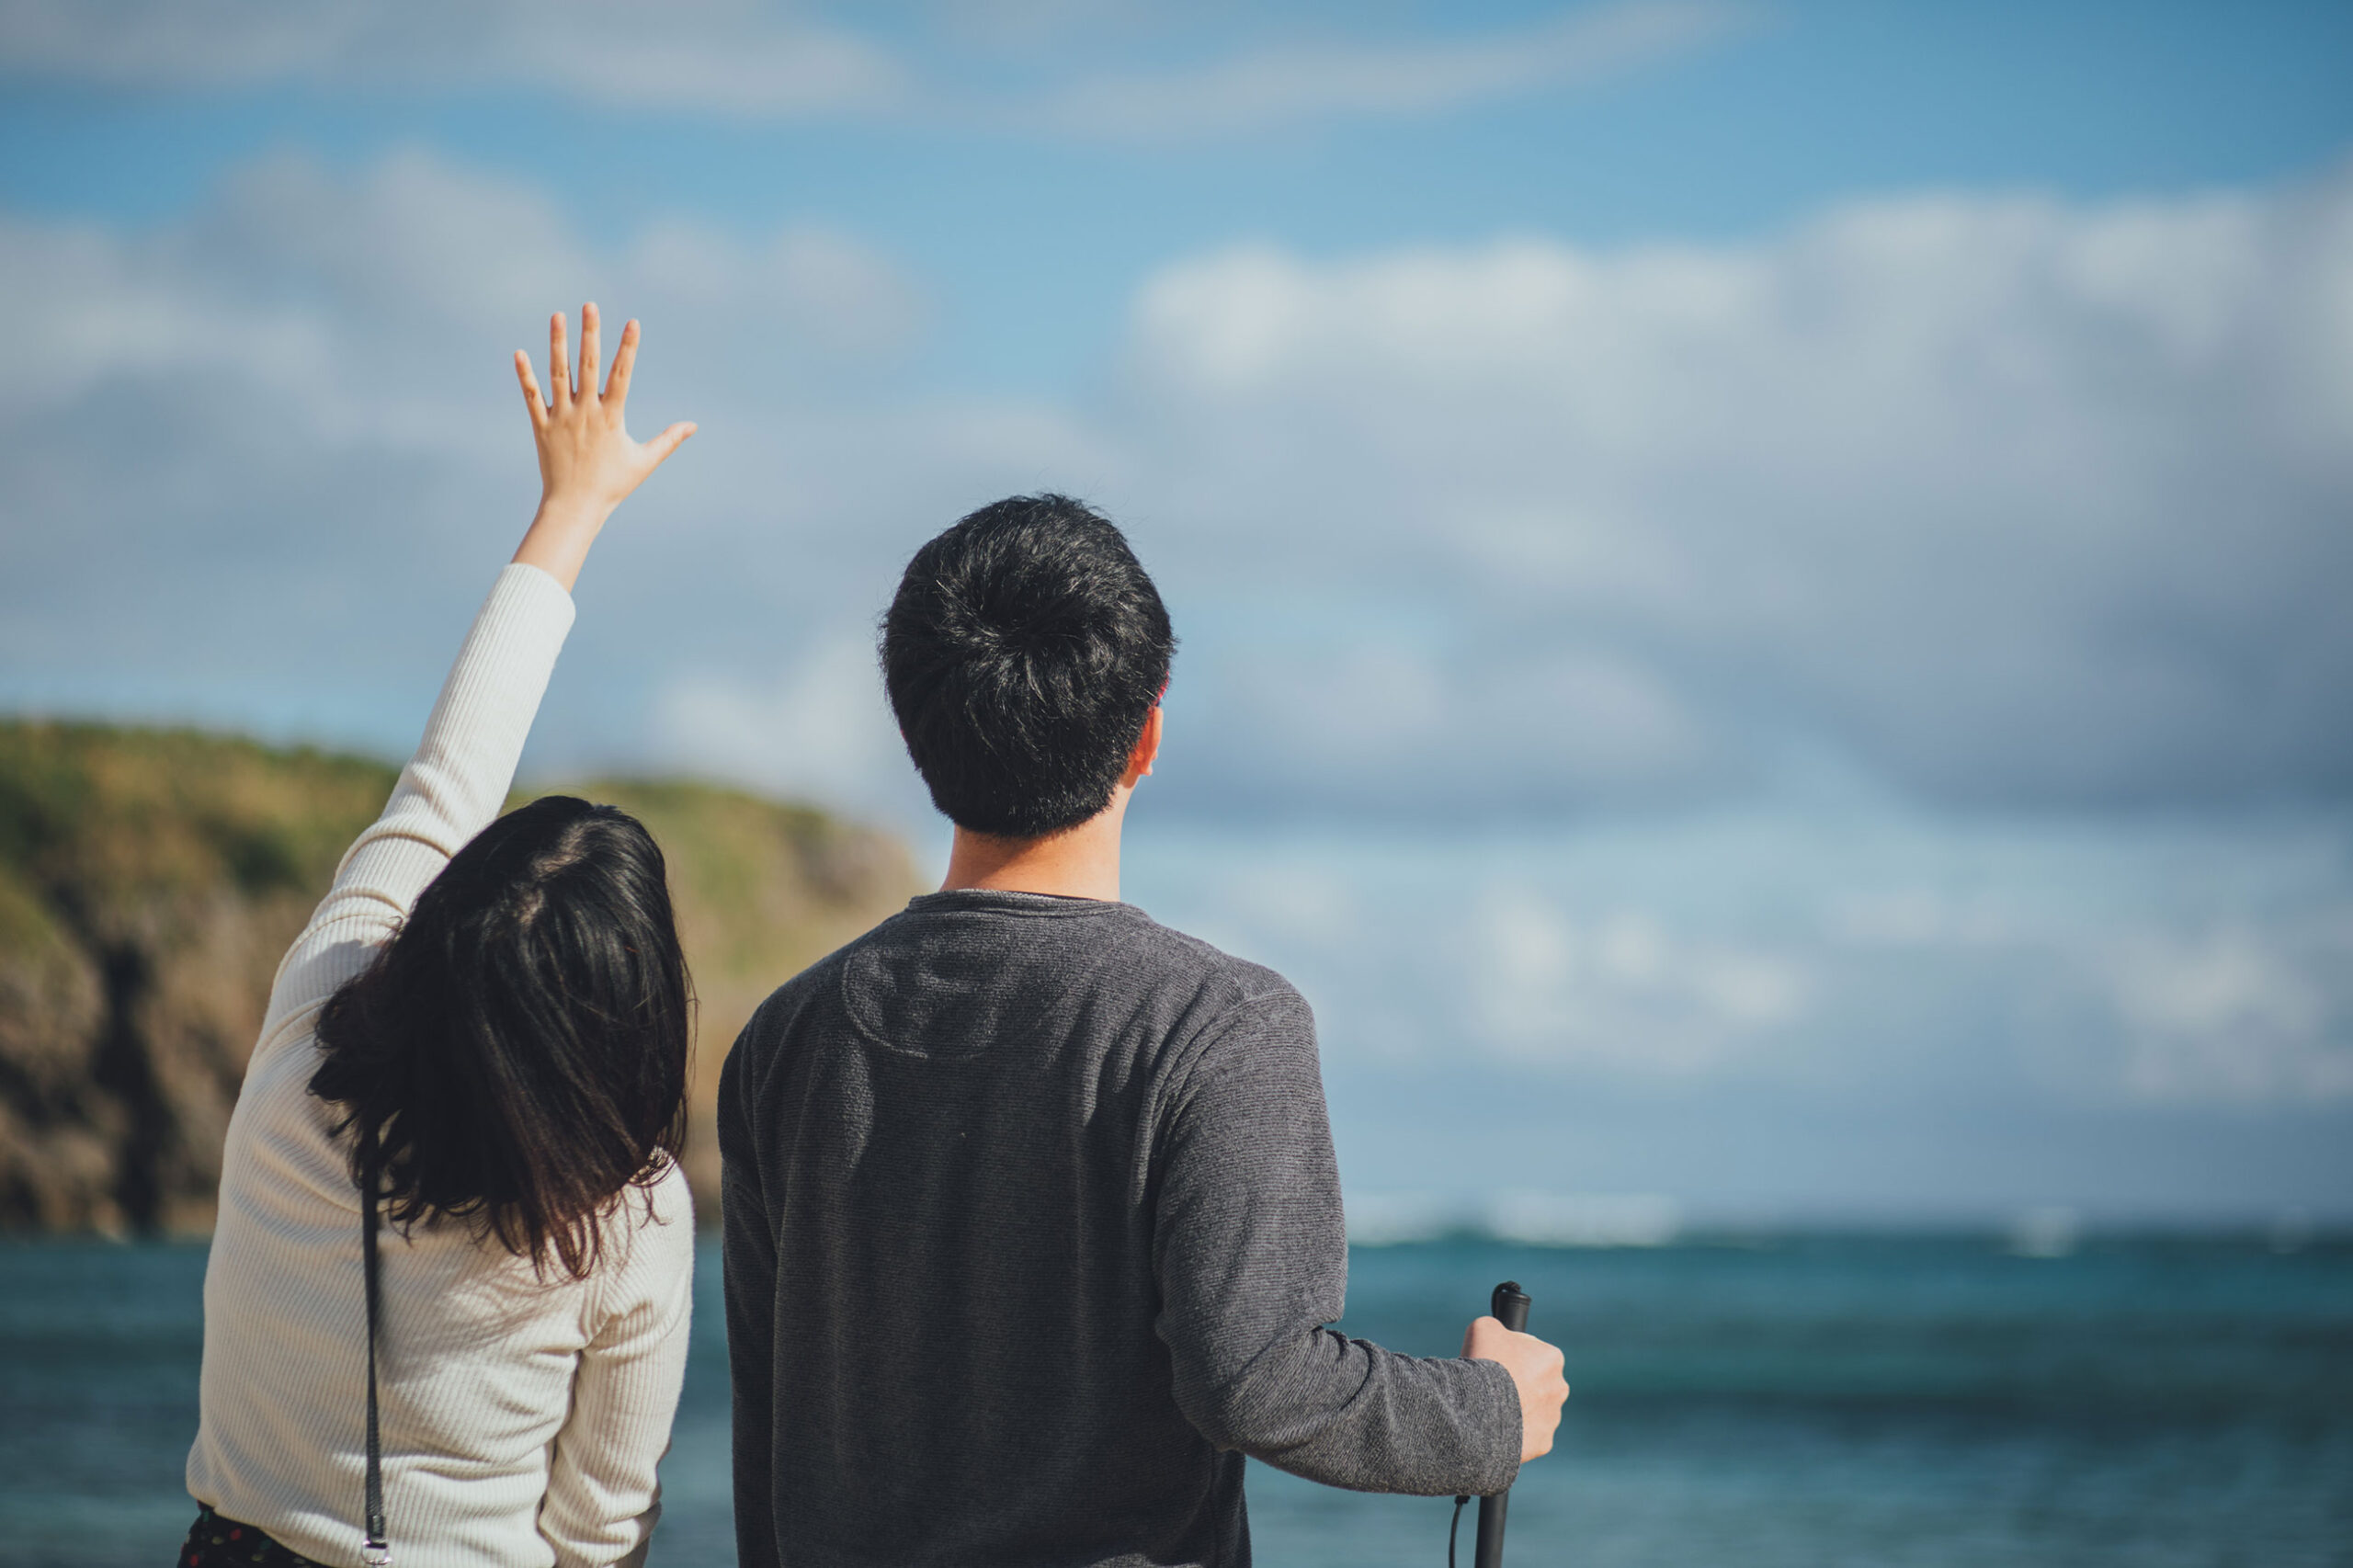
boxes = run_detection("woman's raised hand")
[510,303,697,592]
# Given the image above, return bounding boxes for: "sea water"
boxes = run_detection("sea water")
[3,1234,2347,1567]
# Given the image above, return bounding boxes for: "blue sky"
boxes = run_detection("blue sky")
[4,0,2350,1224]
[6,0,2351,398]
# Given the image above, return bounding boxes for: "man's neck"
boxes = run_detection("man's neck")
[939,797,1129,903]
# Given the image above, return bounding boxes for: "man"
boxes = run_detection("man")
[721,494,1568,1568]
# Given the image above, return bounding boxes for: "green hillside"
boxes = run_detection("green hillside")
[0,720,920,1233]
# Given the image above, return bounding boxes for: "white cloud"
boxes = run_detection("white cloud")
[1122,810,2353,1116]
[0,146,924,453]
[0,0,910,114]
[6,148,2353,830]
[1115,161,2353,813]
[2106,924,2353,1104]
[0,1,1741,132]
[653,631,928,821]
[0,147,1035,764]
[3,213,338,423]
[1170,635,1723,814]
[1028,1,1749,139]
[1471,887,1810,1073]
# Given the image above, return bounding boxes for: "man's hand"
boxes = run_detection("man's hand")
[510,303,696,591]
[1463,1314,1568,1463]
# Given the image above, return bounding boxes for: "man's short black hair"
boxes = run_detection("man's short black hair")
[882,494,1174,839]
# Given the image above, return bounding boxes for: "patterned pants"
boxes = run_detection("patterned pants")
[177,1505,329,1568]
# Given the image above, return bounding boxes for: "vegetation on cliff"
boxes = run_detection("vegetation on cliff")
[0,720,920,1233]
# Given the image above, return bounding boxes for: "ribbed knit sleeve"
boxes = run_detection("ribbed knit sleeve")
[1151,989,1523,1498]
[539,1175,698,1568]
[254,562,577,1062]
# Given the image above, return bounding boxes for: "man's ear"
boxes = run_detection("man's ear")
[1123,705,1163,786]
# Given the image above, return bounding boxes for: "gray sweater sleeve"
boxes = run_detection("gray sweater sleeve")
[1148,986,1522,1497]
[718,1036,783,1568]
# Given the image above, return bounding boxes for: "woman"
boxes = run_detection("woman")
[181,306,700,1568]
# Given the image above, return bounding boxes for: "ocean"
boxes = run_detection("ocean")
[3,1233,2347,1567]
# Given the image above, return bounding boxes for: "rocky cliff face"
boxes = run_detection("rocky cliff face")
[0,721,920,1233]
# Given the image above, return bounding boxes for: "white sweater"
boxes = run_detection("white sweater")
[187,563,695,1568]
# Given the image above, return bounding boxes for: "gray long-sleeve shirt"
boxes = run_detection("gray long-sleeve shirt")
[720,889,1520,1568]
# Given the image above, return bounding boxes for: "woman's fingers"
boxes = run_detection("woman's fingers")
[548,311,572,408]
[514,350,548,430]
[522,305,693,523]
[644,422,698,468]
[605,319,640,408]
[577,302,601,406]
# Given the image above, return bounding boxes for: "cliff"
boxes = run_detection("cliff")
[0,720,922,1233]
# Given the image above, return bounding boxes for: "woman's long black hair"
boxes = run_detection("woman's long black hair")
[310,795,692,1281]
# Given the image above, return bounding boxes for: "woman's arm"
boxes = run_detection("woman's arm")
[539,1186,699,1567]
[253,305,696,1055]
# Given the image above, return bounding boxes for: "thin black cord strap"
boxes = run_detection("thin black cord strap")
[360,1126,392,1567]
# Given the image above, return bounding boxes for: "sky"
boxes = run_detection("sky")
[4,0,2350,1228]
